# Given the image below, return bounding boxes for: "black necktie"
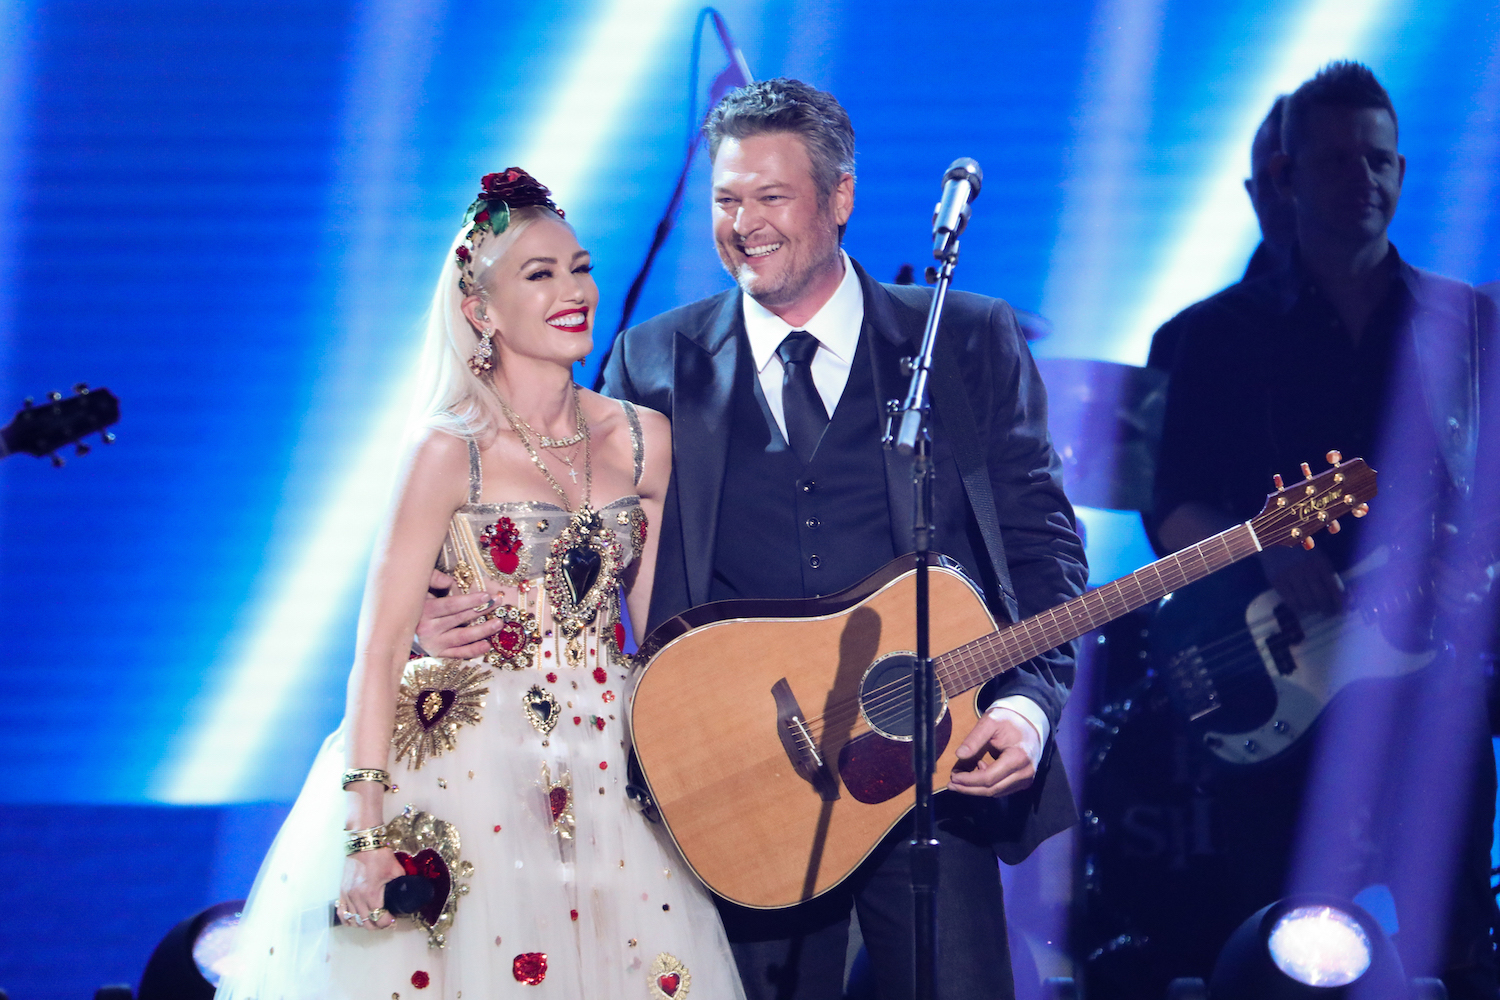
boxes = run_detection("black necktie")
[777,331,828,464]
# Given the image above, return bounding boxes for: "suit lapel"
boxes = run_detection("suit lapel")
[670,291,743,606]
[853,261,925,555]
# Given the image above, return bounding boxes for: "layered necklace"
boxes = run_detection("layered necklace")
[496,384,623,657]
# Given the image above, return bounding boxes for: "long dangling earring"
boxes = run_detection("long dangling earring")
[468,329,495,376]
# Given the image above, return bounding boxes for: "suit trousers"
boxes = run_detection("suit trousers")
[716,798,1015,1000]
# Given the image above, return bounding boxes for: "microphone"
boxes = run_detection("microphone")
[329,874,436,926]
[932,158,982,258]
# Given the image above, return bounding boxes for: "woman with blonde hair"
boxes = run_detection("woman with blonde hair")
[217,169,741,999]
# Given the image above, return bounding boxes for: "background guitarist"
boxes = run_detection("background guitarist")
[590,79,1087,1000]
[1150,61,1500,998]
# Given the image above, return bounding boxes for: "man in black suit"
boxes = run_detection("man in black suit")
[597,79,1087,1000]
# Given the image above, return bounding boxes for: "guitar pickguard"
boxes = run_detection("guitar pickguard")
[838,714,953,804]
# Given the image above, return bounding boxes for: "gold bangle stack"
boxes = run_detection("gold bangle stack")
[344,824,388,855]
[341,768,391,790]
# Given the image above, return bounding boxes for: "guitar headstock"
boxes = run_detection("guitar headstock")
[1251,451,1377,549]
[1,385,120,465]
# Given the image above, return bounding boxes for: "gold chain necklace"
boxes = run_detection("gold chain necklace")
[496,387,591,511]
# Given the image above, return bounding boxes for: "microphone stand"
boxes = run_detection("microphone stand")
[885,230,963,1000]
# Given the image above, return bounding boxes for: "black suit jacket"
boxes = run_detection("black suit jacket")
[599,259,1088,861]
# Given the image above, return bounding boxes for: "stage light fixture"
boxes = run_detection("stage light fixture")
[137,900,244,1000]
[1266,904,1371,986]
[1208,894,1407,1000]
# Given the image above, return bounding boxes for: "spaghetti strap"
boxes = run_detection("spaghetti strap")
[621,399,644,487]
[466,437,482,504]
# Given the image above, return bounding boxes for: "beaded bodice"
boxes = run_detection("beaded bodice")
[436,399,647,671]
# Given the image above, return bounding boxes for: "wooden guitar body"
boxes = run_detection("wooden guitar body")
[629,457,1376,908]
[630,555,997,909]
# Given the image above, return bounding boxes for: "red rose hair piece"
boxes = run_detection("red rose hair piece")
[455,167,564,295]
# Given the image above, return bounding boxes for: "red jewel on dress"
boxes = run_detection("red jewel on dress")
[570,909,579,921]
[480,517,523,575]
[512,952,548,985]
[494,824,502,832]
[613,621,627,650]
[659,973,682,996]
[573,715,582,725]
[594,716,606,731]
[599,761,608,770]
[549,785,570,822]
[602,690,616,703]
[544,650,552,658]
[593,666,607,684]
[546,672,557,683]
[410,970,431,989]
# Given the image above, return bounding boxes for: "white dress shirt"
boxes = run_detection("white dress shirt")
[738,253,1052,766]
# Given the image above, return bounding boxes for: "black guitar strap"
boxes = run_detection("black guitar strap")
[928,328,1019,622]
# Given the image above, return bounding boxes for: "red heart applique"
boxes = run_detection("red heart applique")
[495,623,523,651]
[658,973,681,996]
[415,689,456,729]
[394,848,452,927]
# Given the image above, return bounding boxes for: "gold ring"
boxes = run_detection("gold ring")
[368,908,387,923]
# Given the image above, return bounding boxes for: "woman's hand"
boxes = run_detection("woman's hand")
[339,848,404,931]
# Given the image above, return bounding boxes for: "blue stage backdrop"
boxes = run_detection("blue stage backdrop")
[2,1,1499,996]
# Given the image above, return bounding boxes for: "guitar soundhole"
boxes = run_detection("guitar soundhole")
[859,652,948,740]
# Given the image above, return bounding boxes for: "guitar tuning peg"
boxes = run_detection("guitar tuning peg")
[1327,518,1341,534]
[1326,450,1342,466]
[102,431,116,444]
[47,390,61,402]
[1273,473,1285,490]
[73,382,90,394]
[1300,461,1312,479]
[1352,503,1369,518]
[1301,536,1316,550]
[74,442,90,456]
[50,453,64,468]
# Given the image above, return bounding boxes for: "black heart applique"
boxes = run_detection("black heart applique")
[562,546,601,604]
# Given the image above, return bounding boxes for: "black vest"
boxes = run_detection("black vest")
[709,331,895,602]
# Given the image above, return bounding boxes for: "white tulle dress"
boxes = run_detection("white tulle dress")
[217,402,743,1000]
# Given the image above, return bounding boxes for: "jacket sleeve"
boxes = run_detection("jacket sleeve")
[968,298,1089,732]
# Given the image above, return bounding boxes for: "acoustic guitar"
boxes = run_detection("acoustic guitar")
[630,454,1377,908]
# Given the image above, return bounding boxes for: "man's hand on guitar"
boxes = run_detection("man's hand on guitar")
[1259,545,1344,617]
[415,570,504,658]
[948,709,1041,798]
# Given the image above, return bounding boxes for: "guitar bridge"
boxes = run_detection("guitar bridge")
[771,678,840,801]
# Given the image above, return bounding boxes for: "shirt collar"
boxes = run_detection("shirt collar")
[1274,242,1413,315]
[742,251,865,372]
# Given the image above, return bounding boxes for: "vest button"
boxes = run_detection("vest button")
[809,555,822,569]
[805,517,820,529]
[800,480,816,493]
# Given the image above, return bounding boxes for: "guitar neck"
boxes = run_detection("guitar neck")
[937,522,1262,696]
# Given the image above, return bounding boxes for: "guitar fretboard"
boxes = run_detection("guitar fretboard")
[936,523,1262,696]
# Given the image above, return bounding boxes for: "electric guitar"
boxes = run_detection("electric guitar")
[1154,512,1497,766]
[629,454,1377,908]
[0,385,119,463]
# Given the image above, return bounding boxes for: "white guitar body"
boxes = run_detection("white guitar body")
[1201,548,1436,765]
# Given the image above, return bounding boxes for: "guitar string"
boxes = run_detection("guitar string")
[790,514,1347,743]
[795,527,1262,739]
[786,501,1356,743]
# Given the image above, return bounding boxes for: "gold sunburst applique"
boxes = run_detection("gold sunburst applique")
[392,657,491,770]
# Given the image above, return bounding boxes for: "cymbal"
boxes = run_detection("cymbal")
[1035,357,1167,512]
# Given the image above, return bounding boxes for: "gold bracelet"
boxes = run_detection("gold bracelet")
[340,768,392,790]
[344,824,388,855]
